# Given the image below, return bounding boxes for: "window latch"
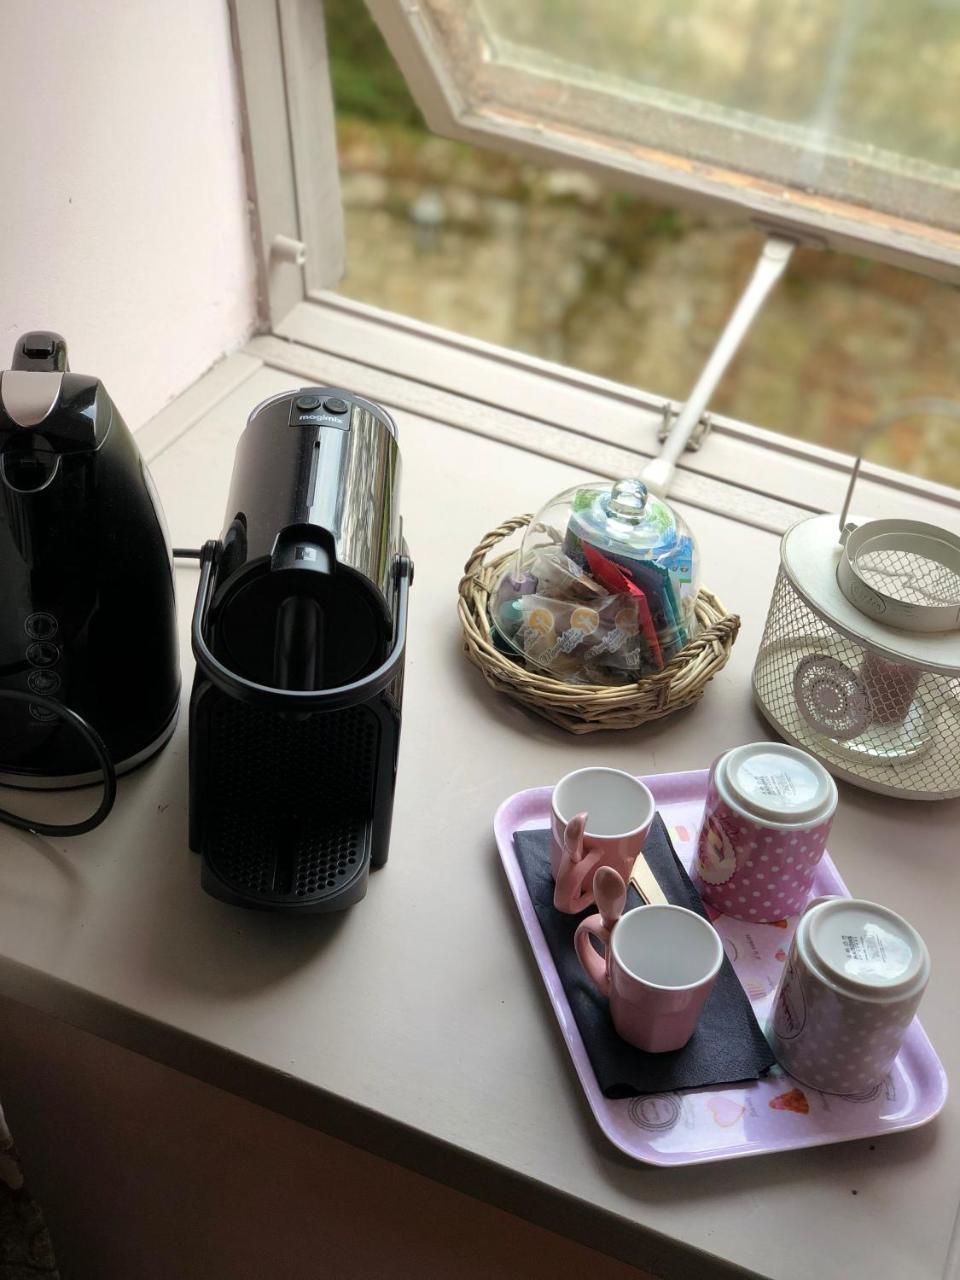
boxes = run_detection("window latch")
[271,234,307,267]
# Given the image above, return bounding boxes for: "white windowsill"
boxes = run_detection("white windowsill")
[0,307,957,1280]
[290,291,960,535]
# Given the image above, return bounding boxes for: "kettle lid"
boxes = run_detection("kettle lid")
[0,333,108,453]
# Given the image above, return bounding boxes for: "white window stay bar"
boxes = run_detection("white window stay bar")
[642,234,797,496]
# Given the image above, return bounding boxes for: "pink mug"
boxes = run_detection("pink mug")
[693,743,837,922]
[550,767,655,914]
[575,880,723,1054]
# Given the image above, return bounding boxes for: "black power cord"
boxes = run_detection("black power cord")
[0,544,203,837]
[0,689,117,836]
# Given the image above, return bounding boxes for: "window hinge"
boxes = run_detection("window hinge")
[657,405,713,452]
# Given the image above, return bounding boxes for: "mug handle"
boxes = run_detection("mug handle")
[575,915,612,997]
[564,848,606,914]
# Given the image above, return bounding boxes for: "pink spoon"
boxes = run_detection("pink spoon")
[593,865,627,931]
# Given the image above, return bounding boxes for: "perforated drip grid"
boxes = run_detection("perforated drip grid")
[855,545,960,608]
[753,569,960,798]
[202,699,380,902]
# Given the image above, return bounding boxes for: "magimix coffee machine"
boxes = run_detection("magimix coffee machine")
[188,388,412,912]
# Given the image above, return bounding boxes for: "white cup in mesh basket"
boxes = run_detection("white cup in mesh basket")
[753,400,960,800]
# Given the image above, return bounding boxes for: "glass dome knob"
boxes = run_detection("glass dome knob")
[605,478,649,523]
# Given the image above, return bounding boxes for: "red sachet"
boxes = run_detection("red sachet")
[581,541,664,670]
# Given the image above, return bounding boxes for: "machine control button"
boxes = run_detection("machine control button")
[27,669,61,695]
[26,641,59,667]
[28,702,58,723]
[323,397,349,414]
[24,612,58,640]
[295,394,322,411]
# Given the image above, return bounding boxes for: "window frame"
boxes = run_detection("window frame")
[226,0,960,521]
[364,0,960,284]
[229,0,346,327]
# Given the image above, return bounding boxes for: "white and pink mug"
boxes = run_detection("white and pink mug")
[692,743,837,922]
[575,868,723,1054]
[768,896,930,1094]
[550,767,655,914]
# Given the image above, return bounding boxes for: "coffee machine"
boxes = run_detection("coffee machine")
[189,388,412,912]
[0,332,179,834]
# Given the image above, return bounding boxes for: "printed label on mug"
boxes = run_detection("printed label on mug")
[839,923,913,984]
[749,770,798,801]
[737,747,829,808]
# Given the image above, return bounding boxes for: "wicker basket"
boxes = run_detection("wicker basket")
[458,515,741,734]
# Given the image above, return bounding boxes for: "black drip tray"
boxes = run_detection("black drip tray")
[196,696,382,912]
[200,806,372,911]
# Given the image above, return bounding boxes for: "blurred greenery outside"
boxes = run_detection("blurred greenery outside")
[325,0,960,486]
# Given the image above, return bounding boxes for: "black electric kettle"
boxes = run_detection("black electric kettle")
[0,332,180,833]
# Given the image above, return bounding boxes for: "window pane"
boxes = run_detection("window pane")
[415,0,960,238]
[325,1,960,487]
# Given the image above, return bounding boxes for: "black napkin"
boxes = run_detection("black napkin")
[513,818,776,1098]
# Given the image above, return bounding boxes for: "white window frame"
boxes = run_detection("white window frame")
[365,0,960,284]
[226,0,960,532]
[230,0,346,324]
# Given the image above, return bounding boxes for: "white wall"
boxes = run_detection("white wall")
[0,0,258,428]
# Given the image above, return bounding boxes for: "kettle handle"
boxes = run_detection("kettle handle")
[191,541,412,711]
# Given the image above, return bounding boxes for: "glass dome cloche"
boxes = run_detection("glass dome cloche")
[490,478,700,685]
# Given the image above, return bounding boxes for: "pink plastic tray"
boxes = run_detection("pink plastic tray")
[495,768,947,1166]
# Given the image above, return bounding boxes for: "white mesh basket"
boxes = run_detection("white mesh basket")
[754,555,960,799]
[754,402,960,799]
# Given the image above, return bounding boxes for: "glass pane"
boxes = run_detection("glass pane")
[325,1,960,487]
[419,0,960,235]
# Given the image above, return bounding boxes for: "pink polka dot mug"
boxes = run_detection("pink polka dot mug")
[768,896,930,1095]
[692,743,837,923]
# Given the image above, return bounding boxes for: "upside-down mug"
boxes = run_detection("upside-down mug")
[768,896,930,1095]
[550,767,655,913]
[693,743,837,922]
